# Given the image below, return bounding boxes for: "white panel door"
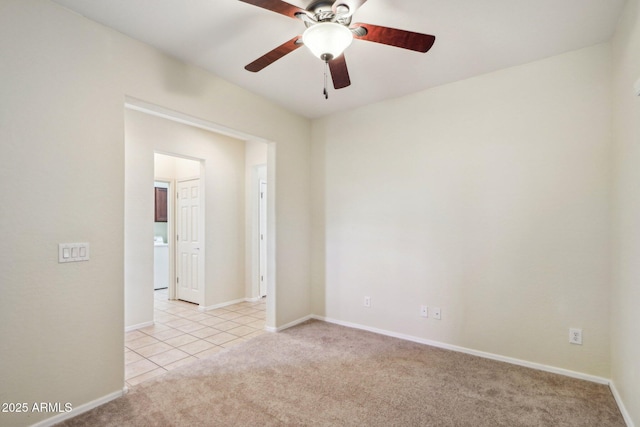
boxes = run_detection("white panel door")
[177,178,203,304]
[259,180,267,297]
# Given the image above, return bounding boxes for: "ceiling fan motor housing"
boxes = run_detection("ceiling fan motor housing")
[308,1,337,14]
[305,0,351,26]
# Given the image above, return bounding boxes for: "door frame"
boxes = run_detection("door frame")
[249,164,268,299]
[154,178,174,298]
[258,179,267,297]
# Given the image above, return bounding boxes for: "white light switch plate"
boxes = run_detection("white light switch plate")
[59,243,90,263]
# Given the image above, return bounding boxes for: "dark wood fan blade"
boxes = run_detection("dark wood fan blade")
[245,36,302,72]
[351,23,435,53]
[332,0,368,16]
[238,0,307,19]
[328,54,351,89]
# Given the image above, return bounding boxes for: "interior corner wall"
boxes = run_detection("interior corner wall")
[311,43,613,378]
[611,0,640,423]
[0,1,311,426]
[126,109,248,329]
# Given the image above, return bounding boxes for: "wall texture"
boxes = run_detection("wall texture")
[0,0,311,425]
[312,43,613,378]
[611,0,640,423]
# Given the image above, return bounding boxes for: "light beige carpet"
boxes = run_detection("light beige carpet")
[59,320,624,426]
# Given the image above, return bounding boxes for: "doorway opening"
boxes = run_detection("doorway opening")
[124,100,276,386]
[153,180,170,291]
[125,98,275,340]
[154,153,203,305]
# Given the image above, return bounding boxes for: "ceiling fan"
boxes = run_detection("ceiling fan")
[239,0,436,98]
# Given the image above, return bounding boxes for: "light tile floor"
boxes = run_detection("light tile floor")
[125,289,266,387]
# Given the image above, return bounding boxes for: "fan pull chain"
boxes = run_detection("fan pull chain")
[323,60,329,100]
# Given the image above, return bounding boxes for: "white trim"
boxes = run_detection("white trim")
[125,97,266,143]
[312,315,610,385]
[124,321,154,332]
[266,315,314,333]
[258,178,268,298]
[30,389,124,427]
[198,296,264,312]
[610,381,635,427]
[152,176,176,301]
[198,298,247,312]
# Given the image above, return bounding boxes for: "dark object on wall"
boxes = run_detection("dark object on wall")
[155,187,168,222]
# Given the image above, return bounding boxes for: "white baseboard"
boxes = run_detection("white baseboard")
[124,320,154,332]
[32,315,635,427]
[312,315,610,385]
[610,381,635,427]
[198,296,264,312]
[30,388,124,427]
[199,298,246,312]
[265,314,314,333]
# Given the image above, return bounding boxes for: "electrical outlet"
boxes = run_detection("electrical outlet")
[569,328,582,345]
[420,305,428,318]
[364,296,371,308]
[432,307,441,320]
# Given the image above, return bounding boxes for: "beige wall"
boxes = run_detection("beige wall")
[0,0,311,425]
[611,0,640,423]
[312,43,613,378]
[155,153,200,180]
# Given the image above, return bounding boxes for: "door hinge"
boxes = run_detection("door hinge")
[260,192,264,199]
[176,192,179,199]
[261,275,264,281]
[177,277,180,284]
[260,234,264,240]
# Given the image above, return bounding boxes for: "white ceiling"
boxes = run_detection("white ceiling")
[51,0,625,119]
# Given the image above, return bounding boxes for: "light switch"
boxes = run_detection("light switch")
[59,243,90,263]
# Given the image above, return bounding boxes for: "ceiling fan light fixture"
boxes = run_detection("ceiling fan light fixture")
[302,22,353,61]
